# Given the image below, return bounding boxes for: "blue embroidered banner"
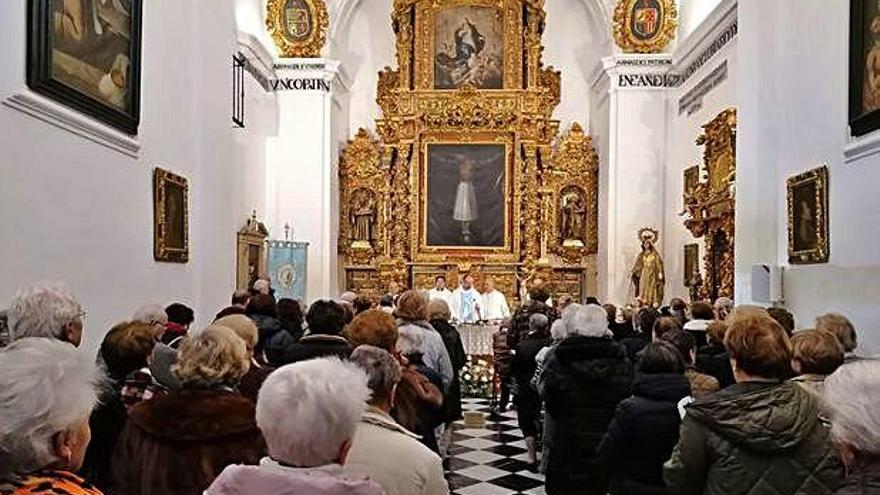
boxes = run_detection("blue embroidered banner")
[267,240,309,301]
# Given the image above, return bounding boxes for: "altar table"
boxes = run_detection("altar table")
[458,324,500,356]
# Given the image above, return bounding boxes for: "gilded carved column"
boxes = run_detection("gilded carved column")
[521,143,541,268]
[384,143,412,282]
[391,1,413,89]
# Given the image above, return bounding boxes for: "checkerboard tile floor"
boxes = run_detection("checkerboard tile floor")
[448,398,545,495]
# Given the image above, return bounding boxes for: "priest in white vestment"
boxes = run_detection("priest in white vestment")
[451,275,482,323]
[427,274,454,308]
[481,278,510,321]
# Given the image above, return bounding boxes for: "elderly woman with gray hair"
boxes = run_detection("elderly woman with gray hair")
[207,357,383,495]
[346,345,449,495]
[0,338,103,494]
[7,283,85,346]
[538,303,634,495]
[111,325,266,495]
[825,360,880,494]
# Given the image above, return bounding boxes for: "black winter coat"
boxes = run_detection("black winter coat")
[620,334,649,363]
[512,332,551,391]
[429,318,466,422]
[538,336,634,495]
[269,334,353,365]
[79,381,127,491]
[595,372,691,495]
[508,301,559,350]
[695,343,736,388]
[248,314,285,356]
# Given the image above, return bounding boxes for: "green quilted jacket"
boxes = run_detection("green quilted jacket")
[664,381,845,495]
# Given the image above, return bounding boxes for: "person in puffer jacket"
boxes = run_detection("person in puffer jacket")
[664,311,845,495]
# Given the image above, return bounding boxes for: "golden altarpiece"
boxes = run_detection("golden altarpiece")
[338,0,599,303]
[683,108,737,302]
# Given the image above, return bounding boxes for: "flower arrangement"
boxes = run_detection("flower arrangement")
[460,355,494,399]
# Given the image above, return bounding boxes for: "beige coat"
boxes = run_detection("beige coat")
[345,407,450,495]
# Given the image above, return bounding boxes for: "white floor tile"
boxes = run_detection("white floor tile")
[457,428,496,438]
[458,437,501,450]
[522,485,547,495]
[455,450,505,465]
[456,482,518,495]
[516,470,546,481]
[454,464,509,482]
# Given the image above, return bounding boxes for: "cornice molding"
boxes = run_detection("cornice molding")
[3,90,140,157]
[671,0,738,87]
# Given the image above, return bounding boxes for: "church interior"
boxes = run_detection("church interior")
[1,0,880,494]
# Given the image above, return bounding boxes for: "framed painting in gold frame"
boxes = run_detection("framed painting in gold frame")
[415,0,523,90]
[153,168,189,263]
[787,165,829,265]
[417,137,514,259]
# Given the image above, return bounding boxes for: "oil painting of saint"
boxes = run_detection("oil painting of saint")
[791,181,818,253]
[51,0,135,111]
[434,6,504,89]
[863,7,880,113]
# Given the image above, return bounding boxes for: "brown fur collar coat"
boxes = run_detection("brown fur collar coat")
[110,389,266,495]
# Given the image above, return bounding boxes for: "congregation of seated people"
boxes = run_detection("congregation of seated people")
[0,280,878,495]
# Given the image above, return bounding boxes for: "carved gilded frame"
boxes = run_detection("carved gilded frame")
[787,165,829,265]
[266,0,330,58]
[414,134,516,261]
[414,0,523,90]
[153,168,189,263]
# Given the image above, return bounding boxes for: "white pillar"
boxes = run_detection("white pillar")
[596,55,672,306]
[265,58,341,303]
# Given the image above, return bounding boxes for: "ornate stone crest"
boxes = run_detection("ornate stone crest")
[613,0,678,54]
[266,0,329,58]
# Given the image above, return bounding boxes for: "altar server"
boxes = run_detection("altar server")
[427,275,454,308]
[481,278,511,321]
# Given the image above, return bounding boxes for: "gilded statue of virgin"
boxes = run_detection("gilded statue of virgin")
[631,228,665,307]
